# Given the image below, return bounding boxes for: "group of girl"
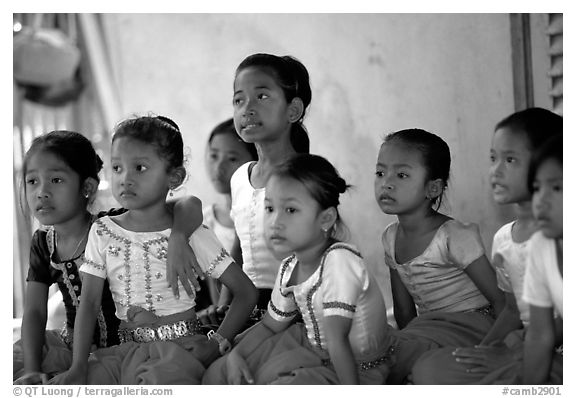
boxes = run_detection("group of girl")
[13,52,562,385]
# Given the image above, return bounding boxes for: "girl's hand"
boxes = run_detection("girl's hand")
[166,232,205,299]
[197,305,229,327]
[47,367,87,385]
[14,372,49,385]
[226,350,254,384]
[452,343,516,374]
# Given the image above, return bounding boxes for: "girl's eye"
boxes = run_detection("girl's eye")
[232,97,243,107]
[286,207,296,214]
[26,178,37,185]
[532,184,540,192]
[257,93,269,100]
[264,205,273,213]
[228,156,238,163]
[375,171,384,178]
[489,155,496,163]
[553,184,562,192]
[136,165,148,172]
[51,177,63,184]
[506,157,516,163]
[398,172,408,179]
[112,165,121,173]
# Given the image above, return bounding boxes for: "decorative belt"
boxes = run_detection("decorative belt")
[470,304,495,318]
[118,319,203,344]
[59,324,73,348]
[321,345,396,371]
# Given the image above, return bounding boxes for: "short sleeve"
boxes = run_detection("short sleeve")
[80,223,108,279]
[188,225,233,279]
[446,221,485,269]
[26,230,52,284]
[522,237,552,308]
[267,257,299,322]
[381,223,398,270]
[322,247,368,319]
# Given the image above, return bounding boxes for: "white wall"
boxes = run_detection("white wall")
[102,13,519,312]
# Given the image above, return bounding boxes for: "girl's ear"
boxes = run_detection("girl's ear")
[82,177,99,201]
[426,178,444,200]
[319,206,338,232]
[168,166,187,190]
[287,97,304,123]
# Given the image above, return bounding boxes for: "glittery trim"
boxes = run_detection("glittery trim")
[323,301,356,312]
[206,247,231,277]
[279,254,296,298]
[269,299,299,318]
[84,258,106,271]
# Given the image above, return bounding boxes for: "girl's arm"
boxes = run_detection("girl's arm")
[48,273,104,385]
[17,282,50,383]
[523,305,556,384]
[390,268,417,328]
[464,255,506,317]
[480,291,523,345]
[166,195,204,298]
[200,262,258,365]
[216,236,243,309]
[324,315,358,384]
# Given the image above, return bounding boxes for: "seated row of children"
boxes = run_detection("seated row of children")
[13,52,563,385]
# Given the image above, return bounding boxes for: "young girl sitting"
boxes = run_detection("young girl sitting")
[374,128,505,383]
[203,154,392,384]
[196,118,257,325]
[13,130,203,385]
[522,134,563,384]
[411,108,562,384]
[49,116,258,385]
[221,53,313,324]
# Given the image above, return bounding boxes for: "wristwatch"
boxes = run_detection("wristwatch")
[207,330,232,355]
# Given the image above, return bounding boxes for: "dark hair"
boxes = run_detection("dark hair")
[236,53,311,153]
[383,128,451,208]
[23,130,103,184]
[271,154,350,239]
[495,107,563,150]
[208,118,258,160]
[112,115,184,170]
[527,134,563,194]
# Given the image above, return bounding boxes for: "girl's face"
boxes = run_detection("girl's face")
[532,158,562,239]
[232,67,292,145]
[264,175,327,258]
[111,137,173,211]
[24,150,86,226]
[374,141,432,216]
[206,133,254,194]
[489,128,533,204]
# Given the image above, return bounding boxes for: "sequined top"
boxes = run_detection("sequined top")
[523,231,563,317]
[80,217,233,321]
[491,222,531,325]
[230,161,281,289]
[26,218,122,348]
[268,242,392,361]
[382,219,489,313]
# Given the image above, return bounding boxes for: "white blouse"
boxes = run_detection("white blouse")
[81,216,233,321]
[229,161,281,289]
[202,204,236,253]
[268,242,392,361]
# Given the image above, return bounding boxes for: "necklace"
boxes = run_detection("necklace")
[56,221,92,261]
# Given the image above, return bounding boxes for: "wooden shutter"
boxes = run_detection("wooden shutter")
[547,14,563,115]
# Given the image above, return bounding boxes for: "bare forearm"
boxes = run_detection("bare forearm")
[523,340,554,384]
[70,300,100,369]
[481,307,523,345]
[216,284,258,342]
[21,311,48,373]
[327,339,358,384]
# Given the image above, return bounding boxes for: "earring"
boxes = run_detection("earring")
[322,227,329,238]
[169,189,174,197]
[84,191,90,199]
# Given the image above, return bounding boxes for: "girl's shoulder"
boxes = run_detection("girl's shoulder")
[322,242,364,266]
[439,218,481,237]
[381,221,400,247]
[492,221,515,246]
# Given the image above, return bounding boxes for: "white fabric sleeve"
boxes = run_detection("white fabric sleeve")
[267,257,299,322]
[446,221,486,269]
[322,248,368,319]
[80,223,107,279]
[188,225,233,279]
[522,237,553,308]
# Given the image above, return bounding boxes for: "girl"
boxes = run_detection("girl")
[196,118,257,324]
[50,116,258,385]
[522,134,563,384]
[412,108,562,384]
[204,154,393,384]
[220,53,312,323]
[374,128,505,383]
[13,131,205,385]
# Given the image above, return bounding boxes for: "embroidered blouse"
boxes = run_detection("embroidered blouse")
[267,242,392,361]
[491,221,531,325]
[382,219,489,313]
[80,216,233,321]
[230,161,281,289]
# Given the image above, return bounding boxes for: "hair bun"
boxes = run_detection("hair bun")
[336,176,349,194]
[156,115,180,132]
